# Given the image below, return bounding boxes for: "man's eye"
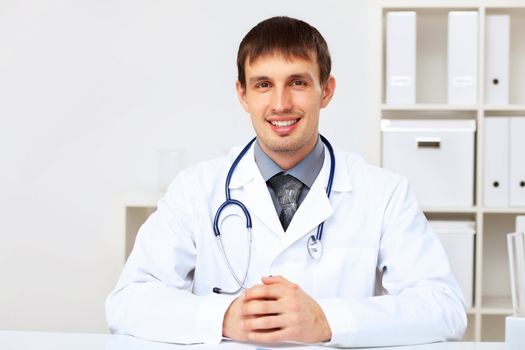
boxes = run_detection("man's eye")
[256,82,270,88]
[291,80,306,86]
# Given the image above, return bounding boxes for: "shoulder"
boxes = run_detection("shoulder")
[333,147,420,228]
[335,148,405,192]
[180,155,231,179]
[167,145,244,192]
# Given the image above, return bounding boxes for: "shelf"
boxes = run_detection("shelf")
[483,208,525,214]
[381,104,478,111]
[486,4,525,10]
[483,104,525,112]
[382,104,525,113]
[422,207,478,213]
[382,4,479,11]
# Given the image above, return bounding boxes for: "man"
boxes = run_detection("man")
[106,16,467,347]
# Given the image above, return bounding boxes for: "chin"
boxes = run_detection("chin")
[266,137,307,154]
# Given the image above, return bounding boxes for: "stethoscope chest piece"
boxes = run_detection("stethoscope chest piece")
[307,235,323,261]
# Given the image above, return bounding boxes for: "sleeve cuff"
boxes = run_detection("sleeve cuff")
[317,298,357,347]
[195,293,237,344]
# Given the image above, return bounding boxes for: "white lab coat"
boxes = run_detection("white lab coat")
[105,143,467,347]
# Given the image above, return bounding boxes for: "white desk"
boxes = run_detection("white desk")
[0,331,506,350]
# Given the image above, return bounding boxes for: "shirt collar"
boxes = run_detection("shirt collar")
[254,136,325,188]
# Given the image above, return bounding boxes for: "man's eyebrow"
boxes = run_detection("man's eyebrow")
[289,73,314,81]
[248,76,271,84]
[248,73,314,84]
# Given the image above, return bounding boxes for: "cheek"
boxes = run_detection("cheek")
[298,101,322,117]
[247,97,271,116]
[293,92,322,111]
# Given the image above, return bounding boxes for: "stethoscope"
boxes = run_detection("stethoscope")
[212,135,336,294]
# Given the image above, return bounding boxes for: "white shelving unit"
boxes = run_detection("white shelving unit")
[376,0,525,341]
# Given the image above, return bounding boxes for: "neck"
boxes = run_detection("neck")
[260,136,318,170]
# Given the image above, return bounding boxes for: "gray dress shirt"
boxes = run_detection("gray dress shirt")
[254,136,325,216]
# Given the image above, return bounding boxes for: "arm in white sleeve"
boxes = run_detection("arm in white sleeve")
[320,178,467,347]
[105,173,236,344]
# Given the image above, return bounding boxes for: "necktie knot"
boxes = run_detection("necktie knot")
[267,173,303,231]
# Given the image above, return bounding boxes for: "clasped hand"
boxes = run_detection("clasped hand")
[222,275,332,344]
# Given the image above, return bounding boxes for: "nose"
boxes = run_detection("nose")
[271,87,293,114]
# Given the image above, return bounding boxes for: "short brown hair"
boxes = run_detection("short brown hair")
[237,16,332,88]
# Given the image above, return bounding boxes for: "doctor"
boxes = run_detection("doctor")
[106,16,467,347]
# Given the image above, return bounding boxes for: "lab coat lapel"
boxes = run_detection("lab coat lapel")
[228,145,283,236]
[275,146,352,255]
[280,175,333,249]
[228,143,353,248]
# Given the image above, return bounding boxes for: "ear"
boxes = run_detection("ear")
[236,80,250,113]
[320,75,336,108]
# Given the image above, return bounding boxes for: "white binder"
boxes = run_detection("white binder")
[510,117,525,206]
[386,12,416,105]
[430,220,475,308]
[448,11,478,105]
[517,216,525,233]
[485,15,510,105]
[484,117,510,207]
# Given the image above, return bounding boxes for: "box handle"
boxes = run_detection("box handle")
[416,137,441,149]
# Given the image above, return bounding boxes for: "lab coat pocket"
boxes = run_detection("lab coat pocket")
[313,245,378,299]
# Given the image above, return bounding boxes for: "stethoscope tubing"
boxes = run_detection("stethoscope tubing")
[316,134,335,242]
[213,138,256,237]
[212,135,335,294]
[213,227,252,295]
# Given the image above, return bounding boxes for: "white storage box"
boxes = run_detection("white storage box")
[430,220,476,308]
[381,119,476,208]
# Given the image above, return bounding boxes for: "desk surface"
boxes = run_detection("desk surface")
[0,331,506,350]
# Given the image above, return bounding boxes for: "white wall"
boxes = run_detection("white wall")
[0,0,372,332]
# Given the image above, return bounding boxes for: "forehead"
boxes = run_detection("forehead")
[245,52,320,78]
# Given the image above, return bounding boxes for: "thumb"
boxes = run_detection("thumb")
[261,275,289,285]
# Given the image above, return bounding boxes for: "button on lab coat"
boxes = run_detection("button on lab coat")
[105,144,467,347]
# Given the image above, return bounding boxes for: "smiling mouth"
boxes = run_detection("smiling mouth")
[270,119,299,127]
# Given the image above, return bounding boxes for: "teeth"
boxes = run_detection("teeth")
[271,119,298,127]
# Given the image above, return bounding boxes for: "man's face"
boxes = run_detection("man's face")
[236,53,335,166]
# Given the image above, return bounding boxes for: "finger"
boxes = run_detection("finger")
[244,283,285,301]
[241,299,282,317]
[244,313,286,332]
[261,275,292,285]
[247,327,289,343]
